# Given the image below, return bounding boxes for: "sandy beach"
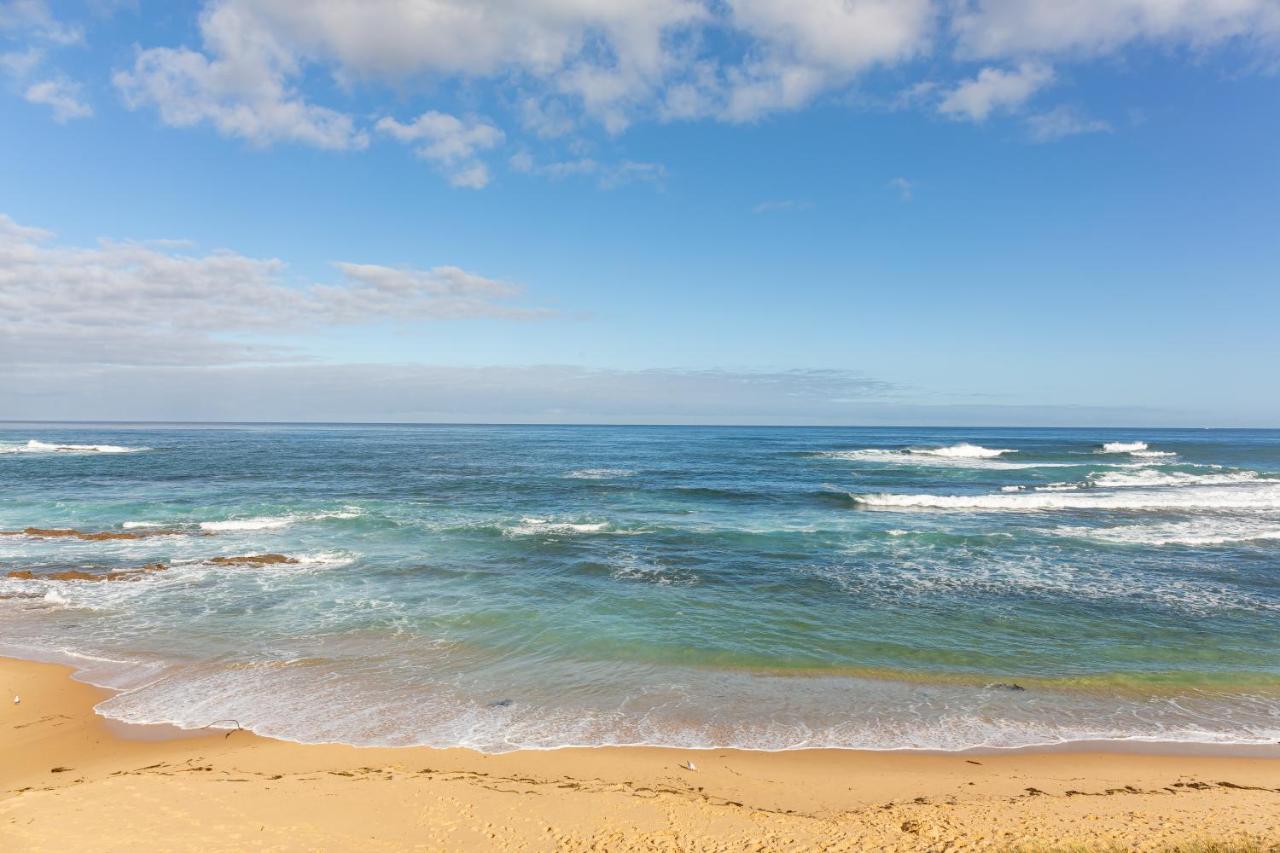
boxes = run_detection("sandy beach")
[1,657,1277,851]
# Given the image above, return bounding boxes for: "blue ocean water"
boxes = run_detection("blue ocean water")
[2,424,1279,752]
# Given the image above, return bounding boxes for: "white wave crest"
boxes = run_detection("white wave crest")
[564,468,636,480]
[1098,441,1149,454]
[911,443,1014,459]
[198,508,361,532]
[505,517,609,536]
[1087,469,1261,489]
[851,482,1280,512]
[1,440,148,455]
[1055,520,1280,547]
[815,446,1069,470]
[199,516,295,532]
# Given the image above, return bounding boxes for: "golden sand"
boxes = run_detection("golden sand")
[2,656,1278,851]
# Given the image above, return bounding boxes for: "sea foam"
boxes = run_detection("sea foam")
[1,439,148,454]
[851,483,1280,511]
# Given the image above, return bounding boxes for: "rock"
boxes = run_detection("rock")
[6,563,167,582]
[207,554,299,566]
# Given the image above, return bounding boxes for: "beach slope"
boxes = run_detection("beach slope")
[2,657,1278,851]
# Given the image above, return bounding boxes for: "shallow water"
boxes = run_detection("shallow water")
[2,424,1279,751]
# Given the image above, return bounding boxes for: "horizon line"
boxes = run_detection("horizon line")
[1,420,1270,431]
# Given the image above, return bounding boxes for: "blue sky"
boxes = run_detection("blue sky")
[2,0,1278,425]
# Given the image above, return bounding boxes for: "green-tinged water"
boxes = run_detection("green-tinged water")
[2,425,1279,751]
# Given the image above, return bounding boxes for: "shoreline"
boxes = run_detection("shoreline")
[10,642,1280,759]
[3,656,1279,850]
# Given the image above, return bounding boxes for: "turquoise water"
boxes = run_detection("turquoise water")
[2,424,1279,751]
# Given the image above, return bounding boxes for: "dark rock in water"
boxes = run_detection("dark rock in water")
[487,699,514,708]
[208,554,298,566]
[7,563,168,582]
[987,682,1026,692]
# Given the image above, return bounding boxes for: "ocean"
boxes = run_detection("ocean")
[2,424,1278,752]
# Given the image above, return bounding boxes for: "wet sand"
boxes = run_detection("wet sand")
[2,656,1278,851]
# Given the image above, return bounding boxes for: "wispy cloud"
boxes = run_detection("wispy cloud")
[887,177,913,202]
[510,153,666,190]
[1025,105,1112,142]
[376,111,504,188]
[23,76,91,121]
[751,199,811,214]
[938,62,1054,122]
[0,213,551,368]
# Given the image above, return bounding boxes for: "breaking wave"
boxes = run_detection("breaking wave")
[1,440,148,455]
[1096,441,1174,457]
[196,508,362,532]
[850,483,1280,511]
[910,443,1014,458]
[564,468,636,480]
[503,517,610,536]
[1054,520,1280,547]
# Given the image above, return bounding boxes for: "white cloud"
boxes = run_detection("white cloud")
[1025,105,1112,141]
[508,154,666,189]
[952,0,1280,59]
[376,111,504,188]
[938,62,1053,121]
[887,177,913,201]
[24,77,91,120]
[113,2,367,150]
[0,45,42,76]
[0,213,548,368]
[751,200,811,214]
[9,0,1273,161]
[2,3,94,121]
[109,0,939,136]
[0,0,83,45]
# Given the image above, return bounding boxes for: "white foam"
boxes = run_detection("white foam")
[909,443,1014,459]
[1087,469,1261,489]
[851,482,1280,511]
[817,449,1072,470]
[565,468,636,480]
[197,508,361,532]
[1055,519,1280,547]
[1,440,148,455]
[200,516,295,532]
[1098,441,1149,454]
[505,517,609,536]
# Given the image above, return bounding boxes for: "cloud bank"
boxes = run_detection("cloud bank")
[0,213,546,368]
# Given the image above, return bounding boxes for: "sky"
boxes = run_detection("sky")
[1,0,1278,426]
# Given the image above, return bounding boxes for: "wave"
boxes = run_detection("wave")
[1055,520,1280,547]
[1,439,148,455]
[503,517,609,537]
[849,483,1280,511]
[1004,470,1265,494]
[814,446,1123,470]
[564,468,636,480]
[1095,441,1175,457]
[1086,469,1262,489]
[196,508,362,532]
[909,443,1014,459]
